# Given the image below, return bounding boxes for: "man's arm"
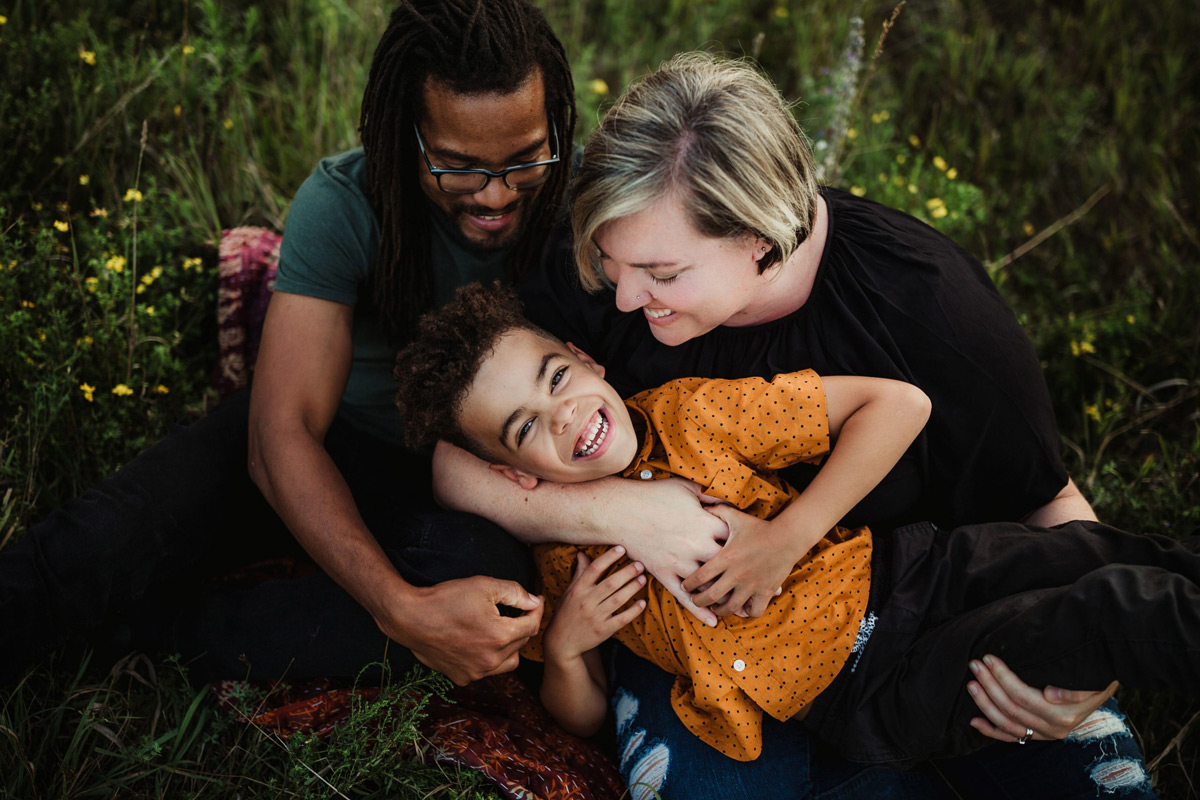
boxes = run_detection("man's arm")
[249,292,541,684]
[433,441,726,625]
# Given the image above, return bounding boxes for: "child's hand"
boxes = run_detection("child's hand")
[682,509,817,617]
[544,546,647,663]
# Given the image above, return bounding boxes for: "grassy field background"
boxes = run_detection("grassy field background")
[1,0,1197,796]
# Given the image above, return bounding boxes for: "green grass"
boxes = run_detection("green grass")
[1,0,1197,796]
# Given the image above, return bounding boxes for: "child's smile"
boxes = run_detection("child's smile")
[460,329,639,486]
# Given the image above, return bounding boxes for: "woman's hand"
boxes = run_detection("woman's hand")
[543,546,647,663]
[613,478,727,627]
[967,654,1119,742]
[680,506,816,617]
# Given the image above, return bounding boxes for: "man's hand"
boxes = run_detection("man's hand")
[381,575,543,685]
[681,506,807,617]
[614,478,727,627]
[967,654,1119,742]
[544,547,647,663]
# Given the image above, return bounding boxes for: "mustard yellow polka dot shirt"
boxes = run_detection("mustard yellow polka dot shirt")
[525,370,873,761]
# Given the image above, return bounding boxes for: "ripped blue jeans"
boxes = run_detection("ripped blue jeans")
[610,646,1157,799]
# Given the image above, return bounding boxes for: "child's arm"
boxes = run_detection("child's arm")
[684,375,931,616]
[541,546,647,737]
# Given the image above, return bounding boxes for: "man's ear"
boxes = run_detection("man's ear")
[565,341,605,378]
[488,462,540,490]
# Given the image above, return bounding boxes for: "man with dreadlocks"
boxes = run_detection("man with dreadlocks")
[0,0,580,688]
[243,0,578,685]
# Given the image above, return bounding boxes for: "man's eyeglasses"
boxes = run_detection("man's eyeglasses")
[414,121,560,195]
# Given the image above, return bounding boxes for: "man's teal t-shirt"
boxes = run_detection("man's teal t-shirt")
[274,148,509,445]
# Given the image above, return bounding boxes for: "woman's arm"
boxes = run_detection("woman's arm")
[540,548,647,737]
[1022,477,1098,527]
[684,375,931,615]
[434,441,725,626]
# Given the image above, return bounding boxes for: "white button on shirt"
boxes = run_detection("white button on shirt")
[639,469,653,480]
[733,659,746,672]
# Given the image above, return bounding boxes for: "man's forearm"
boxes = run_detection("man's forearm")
[251,423,416,625]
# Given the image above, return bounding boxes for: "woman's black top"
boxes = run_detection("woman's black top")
[521,188,1068,531]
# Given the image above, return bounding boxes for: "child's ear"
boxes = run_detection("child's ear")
[488,462,541,490]
[565,341,605,378]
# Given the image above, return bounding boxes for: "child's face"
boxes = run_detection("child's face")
[460,328,639,488]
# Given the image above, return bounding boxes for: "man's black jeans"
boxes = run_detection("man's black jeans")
[0,389,534,684]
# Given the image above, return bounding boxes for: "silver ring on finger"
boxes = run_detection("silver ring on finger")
[1017,727,1034,745]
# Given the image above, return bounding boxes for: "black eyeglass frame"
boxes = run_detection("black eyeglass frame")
[413,120,561,194]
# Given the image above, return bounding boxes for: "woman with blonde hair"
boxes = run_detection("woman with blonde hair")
[440,53,1156,798]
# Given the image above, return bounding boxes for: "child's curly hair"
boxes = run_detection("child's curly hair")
[394,281,558,459]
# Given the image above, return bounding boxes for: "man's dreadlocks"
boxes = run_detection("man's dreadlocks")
[359,0,575,344]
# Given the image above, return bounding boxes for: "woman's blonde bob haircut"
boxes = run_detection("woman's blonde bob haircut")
[572,52,820,291]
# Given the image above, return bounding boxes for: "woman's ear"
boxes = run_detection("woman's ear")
[488,462,540,490]
[751,236,772,265]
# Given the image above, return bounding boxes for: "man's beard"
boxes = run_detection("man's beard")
[451,197,531,251]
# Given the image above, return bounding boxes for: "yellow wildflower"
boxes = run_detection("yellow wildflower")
[1085,404,1100,422]
[932,156,948,171]
[223,118,234,130]
[908,134,920,147]
[926,197,946,211]
[895,154,906,165]
[1070,341,1081,357]
[182,256,203,270]
[80,382,96,402]
[879,110,891,121]
[930,206,948,219]
[83,335,94,345]
[1022,221,1035,237]
[878,172,888,183]
[20,300,35,308]
[136,285,145,294]
[1126,314,1136,324]
[893,175,905,187]
[183,44,196,55]
[79,174,90,185]
[112,384,134,397]
[0,15,7,25]
[155,384,170,394]
[123,188,144,203]
[141,273,155,286]
[946,167,958,180]
[849,186,866,197]
[871,112,882,124]
[90,207,108,218]
[1079,340,1095,354]
[174,104,182,117]
[589,78,609,96]
[774,5,789,18]
[38,330,46,341]
[33,202,43,211]
[907,183,917,194]
[79,49,97,65]
[151,265,163,279]
[105,255,126,273]
[144,305,156,316]
[847,127,857,140]
[53,220,69,232]
[8,259,17,270]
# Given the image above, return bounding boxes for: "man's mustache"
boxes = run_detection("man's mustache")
[456,200,524,217]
